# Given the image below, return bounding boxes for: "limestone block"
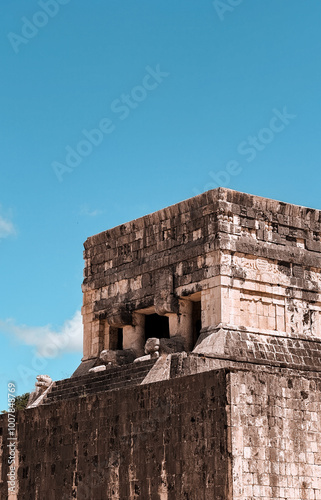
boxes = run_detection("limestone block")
[201,287,221,329]
[89,365,107,373]
[106,304,132,327]
[154,268,178,315]
[90,319,105,357]
[140,354,172,384]
[168,299,193,350]
[134,352,159,363]
[193,328,226,356]
[123,312,145,355]
[82,315,93,360]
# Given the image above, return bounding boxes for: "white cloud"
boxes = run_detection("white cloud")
[79,204,103,217]
[0,310,83,358]
[0,215,16,239]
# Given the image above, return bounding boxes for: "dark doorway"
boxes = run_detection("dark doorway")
[117,328,123,350]
[145,314,170,341]
[109,326,123,350]
[192,301,202,346]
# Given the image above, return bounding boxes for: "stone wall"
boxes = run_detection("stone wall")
[2,189,321,498]
[81,188,321,365]
[0,370,229,500]
[228,369,321,499]
[1,365,321,499]
[82,189,222,359]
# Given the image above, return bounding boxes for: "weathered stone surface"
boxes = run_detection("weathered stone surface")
[141,354,172,383]
[159,335,186,354]
[99,348,136,366]
[144,336,186,356]
[80,187,321,367]
[0,370,229,500]
[2,189,321,499]
[226,368,321,499]
[1,365,321,499]
[144,337,160,355]
[43,358,157,405]
[194,327,321,370]
[71,358,98,377]
[133,353,159,363]
[88,365,106,373]
[26,375,53,408]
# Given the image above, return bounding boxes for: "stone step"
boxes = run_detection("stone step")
[48,372,146,398]
[51,363,155,393]
[45,377,146,404]
[50,363,154,393]
[45,378,146,404]
[54,359,155,389]
[43,359,156,405]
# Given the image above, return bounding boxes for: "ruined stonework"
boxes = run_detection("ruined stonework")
[1,188,321,499]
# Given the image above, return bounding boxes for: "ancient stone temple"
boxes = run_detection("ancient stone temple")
[1,188,321,499]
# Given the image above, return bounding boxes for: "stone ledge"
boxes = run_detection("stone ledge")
[193,327,321,371]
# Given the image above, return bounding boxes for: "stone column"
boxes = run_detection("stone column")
[82,290,94,360]
[91,319,105,358]
[103,323,120,350]
[82,316,92,360]
[201,286,221,331]
[154,268,178,315]
[123,312,145,356]
[168,299,193,351]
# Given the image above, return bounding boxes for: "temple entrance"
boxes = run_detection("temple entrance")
[108,326,123,350]
[117,328,123,350]
[145,313,170,341]
[192,301,202,346]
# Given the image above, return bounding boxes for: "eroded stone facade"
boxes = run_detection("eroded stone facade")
[1,188,321,499]
[80,188,321,368]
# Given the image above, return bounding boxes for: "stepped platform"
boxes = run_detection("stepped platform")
[43,358,156,405]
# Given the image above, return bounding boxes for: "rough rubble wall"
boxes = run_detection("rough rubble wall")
[228,369,321,499]
[0,370,229,500]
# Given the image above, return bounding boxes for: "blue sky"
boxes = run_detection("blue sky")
[1,0,321,410]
